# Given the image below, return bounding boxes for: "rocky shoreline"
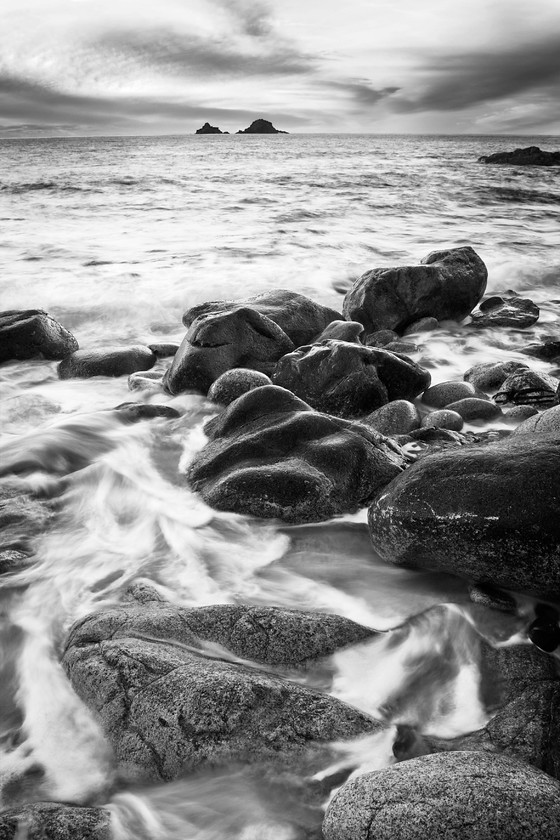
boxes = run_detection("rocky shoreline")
[2,244,560,838]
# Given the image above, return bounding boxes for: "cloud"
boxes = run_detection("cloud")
[211,0,273,39]
[326,80,400,106]
[392,34,560,113]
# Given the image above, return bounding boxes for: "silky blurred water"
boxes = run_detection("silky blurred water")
[0,134,559,837]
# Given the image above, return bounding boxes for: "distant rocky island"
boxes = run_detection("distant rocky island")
[194,118,288,135]
[479,146,560,166]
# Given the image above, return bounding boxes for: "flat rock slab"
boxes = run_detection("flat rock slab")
[0,310,78,364]
[323,752,560,840]
[272,340,430,418]
[0,803,111,840]
[187,385,406,523]
[62,597,382,782]
[164,290,341,395]
[343,246,487,334]
[368,433,560,599]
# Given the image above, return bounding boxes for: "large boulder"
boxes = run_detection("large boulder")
[479,146,560,166]
[271,340,430,418]
[62,593,382,782]
[323,752,560,840]
[187,385,406,523]
[0,803,110,840]
[367,434,560,599]
[343,247,487,334]
[58,346,156,379]
[0,310,78,364]
[164,290,341,395]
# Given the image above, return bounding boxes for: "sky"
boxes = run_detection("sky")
[1,0,560,136]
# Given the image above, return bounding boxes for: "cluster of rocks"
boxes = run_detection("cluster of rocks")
[479,146,560,166]
[195,119,288,135]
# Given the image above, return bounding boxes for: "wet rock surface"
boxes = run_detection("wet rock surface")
[422,379,482,408]
[164,290,341,395]
[368,433,560,599]
[470,294,540,329]
[464,360,529,392]
[0,310,78,364]
[207,368,273,405]
[0,802,111,840]
[513,404,560,434]
[445,397,502,422]
[343,246,487,334]
[58,346,156,379]
[362,400,420,436]
[421,408,464,431]
[271,340,430,418]
[323,752,560,840]
[493,369,558,408]
[187,385,406,523]
[521,339,560,362]
[62,592,382,782]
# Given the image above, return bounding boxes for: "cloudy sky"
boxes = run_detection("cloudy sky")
[1,0,560,136]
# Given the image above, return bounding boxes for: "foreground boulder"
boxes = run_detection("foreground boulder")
[343,246,487,334]
[58,346,156,379]
[0,803,111,840]
[164,290,341,395]
[271,340,430,418]
[479,146,560,166]
[187,385,406,523]
[0,310,78,364]
[367,433,560,599]
[62,592,382,782]
[323,752,560,840]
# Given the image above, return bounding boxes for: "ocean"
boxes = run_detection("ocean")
[0,133,559,837]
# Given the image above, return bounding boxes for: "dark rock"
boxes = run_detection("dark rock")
[470,294,540,329]
[503,404,539,423]
[494,369,558,407]
[324,752,560,840]
[422,379,481,408]
[514,404,560,435]
[479,146,560,166]
[147,342,180,358]
[403,316,439,335]
[406,426,467,449]
[188,385,406,523]
[62,596,382,782]
[421,409,464,432]
[343,246,487,334]
[368,433,560,599]
[114,402,181,421]
[195,122,223,134]
[0,310,78,364]
[58,346,156,379]
[271,341,430,418]
[362,400,420,436]
[521,339,560,362]
[364,329,398,347]
[128,370,163,392]
[383,340,418,355]
[164,290,341,395]
[468,583,517,613]
[237,119,288,134]
[0,486,52,553]
[0,802,111,840]
[464,360,529,392]
[313,320,364,343]
[0,548,33,575]
[207,369,273,405]
[445,397,503,422]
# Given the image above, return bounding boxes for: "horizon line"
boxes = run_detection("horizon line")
[1,130,559,141]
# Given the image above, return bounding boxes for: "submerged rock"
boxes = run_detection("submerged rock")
[470,294,540,329]
[164,290,341,395]
[521,339,560,362]
[479,146,560,166]
[0,309,78,364]
[343,246,487,334]
[271,340,430,418]
[323,752,560,840]
[63,594,382,782]
[58,346,156,379]
[0,802,111,840]
[188,385,405,523]
[367,433,560,599]
[237,119,288,134]
[114,402,181,421]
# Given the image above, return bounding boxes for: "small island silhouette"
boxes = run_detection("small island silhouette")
[195,119,288,135]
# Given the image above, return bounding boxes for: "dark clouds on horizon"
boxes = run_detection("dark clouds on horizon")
[1,0,560,135]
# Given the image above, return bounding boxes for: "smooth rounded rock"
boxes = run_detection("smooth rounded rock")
[362,400,420,436]
[343,246,487,334]
[422,379,480,408]
[421,409,464,431]
[58,346,156,379]
[128,370,163,392]
[364,329,398,347]
[503,404,539,423]
[514,404,560,434]
[403,316,439,335]
[115,402,181,421]
[323,752,560,840]
[207,369,273,405]
[445,397,503,422]
[0,309,78,364]
[148,342,180,358]
[313,320,364,343]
